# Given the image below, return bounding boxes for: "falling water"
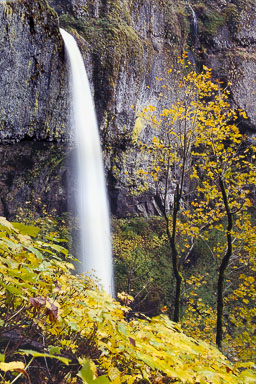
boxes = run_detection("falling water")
[60,29,113,295]
[188,3,198,39]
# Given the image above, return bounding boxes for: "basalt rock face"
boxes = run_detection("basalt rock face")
[56,0,189,217]
[192,0,256,133]
[54,0,256,216]
[0,0,70,218]
[0,0,69,142]
[0,142,72,219]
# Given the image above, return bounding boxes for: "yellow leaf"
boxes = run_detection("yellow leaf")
[0,217,16,232]
[108,366,121,381]
[0,361,25,372]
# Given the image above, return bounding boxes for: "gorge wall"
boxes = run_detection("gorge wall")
[0,0,69,142]
[0,0,255,218]
[56,0,256,217]
[0,0,70,218]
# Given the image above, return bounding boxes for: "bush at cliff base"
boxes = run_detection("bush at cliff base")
[0,217,255,384]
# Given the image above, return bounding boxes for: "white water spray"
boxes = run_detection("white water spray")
[60,29,113,295]
[188,3,198,43]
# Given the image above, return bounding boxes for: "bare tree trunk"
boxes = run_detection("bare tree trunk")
[216,176,233,349]
[165,185,183,322]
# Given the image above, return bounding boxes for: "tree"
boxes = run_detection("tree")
[134,56,222,322]
[189,91,256,349]
[224,216,256,360]
[134,55,256,349]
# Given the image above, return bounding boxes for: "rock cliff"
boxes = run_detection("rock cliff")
[0,0,70,217]
[55,0,256,216]
[0,0,69,141]
[0,142,70,218]
[0,0,255,217]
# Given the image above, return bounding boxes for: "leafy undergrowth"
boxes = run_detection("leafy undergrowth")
[0,218,255,383]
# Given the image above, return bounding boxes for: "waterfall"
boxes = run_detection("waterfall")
[188,3,198,45]
[60,29,113,295]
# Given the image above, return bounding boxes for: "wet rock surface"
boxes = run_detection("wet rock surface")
[54,0,256,216]
[0,0,69,142]
[0,142,72,219]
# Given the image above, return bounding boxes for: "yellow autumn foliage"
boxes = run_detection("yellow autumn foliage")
[0,218,255,383]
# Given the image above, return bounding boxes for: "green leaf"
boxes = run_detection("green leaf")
[77,360,94,383]
[45,235,68,243]
[1,238,21,250]
[18,349,70,365]
[8,267,37,283]
[0,354,5,362]
[69,322,80,331]
[118,322,127,336]
[6,285,23,295]
[94,376,110,384]
[24,245,43,260]
[12,223,40,237]
[48,346,61,355]
[38,242,68,255]
[77,360,111,384]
